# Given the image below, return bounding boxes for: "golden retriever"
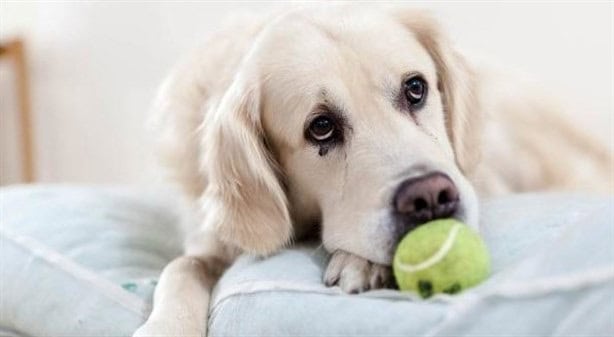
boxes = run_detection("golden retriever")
[134,5,611,336]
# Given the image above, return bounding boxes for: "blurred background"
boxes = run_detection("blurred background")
[1,2,612,186]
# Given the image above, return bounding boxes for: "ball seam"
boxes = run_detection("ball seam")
[394,223,462,273]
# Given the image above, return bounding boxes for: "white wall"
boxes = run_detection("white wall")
[1,2,612,186]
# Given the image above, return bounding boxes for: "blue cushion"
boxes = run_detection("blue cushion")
[0,185,182,336]
[210,193,614,336]
[1,185,613,336]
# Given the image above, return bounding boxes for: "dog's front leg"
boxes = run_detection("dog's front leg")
[133,255,228,337]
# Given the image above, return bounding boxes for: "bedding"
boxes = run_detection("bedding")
[1,185,612,336]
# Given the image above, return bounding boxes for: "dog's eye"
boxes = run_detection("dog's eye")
[308,116,335,141]
[404,76,427,106]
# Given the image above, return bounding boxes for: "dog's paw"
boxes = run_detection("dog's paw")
[323,250,393,293]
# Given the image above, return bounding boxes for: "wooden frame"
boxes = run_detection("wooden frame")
[0,39,34,182]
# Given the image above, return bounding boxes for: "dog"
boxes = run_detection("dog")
[134,5,612,336]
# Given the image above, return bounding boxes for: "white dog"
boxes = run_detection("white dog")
[135,5,611,336]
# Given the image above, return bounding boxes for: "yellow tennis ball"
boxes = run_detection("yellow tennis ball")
[393,219,490,298]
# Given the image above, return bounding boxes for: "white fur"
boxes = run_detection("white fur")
[135,5,612,336]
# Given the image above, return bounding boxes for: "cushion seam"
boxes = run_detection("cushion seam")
[0,227,150,318]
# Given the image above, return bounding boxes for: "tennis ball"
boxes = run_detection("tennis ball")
[393,219,490,298]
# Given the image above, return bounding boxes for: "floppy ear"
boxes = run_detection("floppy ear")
[200,74,292,256]
[394,9,483,174]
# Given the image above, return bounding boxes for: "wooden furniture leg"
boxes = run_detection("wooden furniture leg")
[1,39,34,182]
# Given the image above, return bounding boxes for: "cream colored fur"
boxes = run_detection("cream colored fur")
[135,5,612,337]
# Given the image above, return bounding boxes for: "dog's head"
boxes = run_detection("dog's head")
[202,6,481,265]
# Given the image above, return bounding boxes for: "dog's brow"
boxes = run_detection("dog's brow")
[319,88,330,101]
[318,89,346,116]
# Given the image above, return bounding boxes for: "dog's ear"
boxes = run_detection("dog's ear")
[200,73,292,256]
[394,9,483,174]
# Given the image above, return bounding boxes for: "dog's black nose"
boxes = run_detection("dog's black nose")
[393,172,459,225]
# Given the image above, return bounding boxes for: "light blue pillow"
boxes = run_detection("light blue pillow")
[1,185,613,336]
[210,194,614,336]
[1,185,182,336]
